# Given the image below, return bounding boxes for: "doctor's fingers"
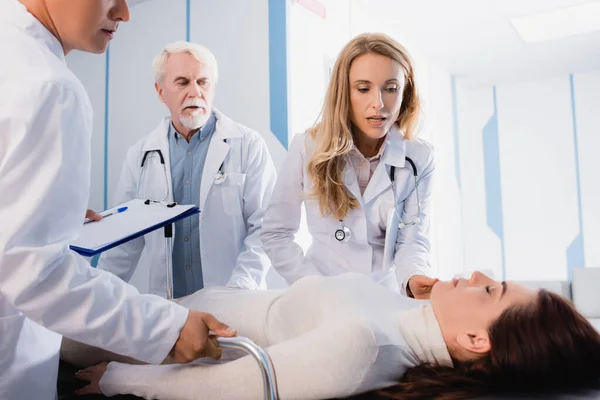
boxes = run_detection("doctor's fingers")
[74,382,103,396]
[409,277,439,299]
[74,362,108,380]
[204,336,223,360]
[85,209,102,221]
[412,276,438,289]
[171,311,232,362]
[202,312,237,337]
[74,363,107,396]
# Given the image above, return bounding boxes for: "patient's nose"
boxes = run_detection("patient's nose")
[469,271,497,286]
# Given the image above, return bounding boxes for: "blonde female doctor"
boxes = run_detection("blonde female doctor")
[261,33,438,298]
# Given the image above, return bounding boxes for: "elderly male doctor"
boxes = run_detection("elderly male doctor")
[0,1,236,399]
[98,41,276,297]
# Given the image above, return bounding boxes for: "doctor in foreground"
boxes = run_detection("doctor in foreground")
[261,33,437,297]
[0,1,235,399]
[69,271,600,400]
[98,41,276,297]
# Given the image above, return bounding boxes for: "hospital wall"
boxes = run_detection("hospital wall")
[453,71,600,281]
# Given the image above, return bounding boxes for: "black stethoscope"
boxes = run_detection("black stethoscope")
[334,156,422,243]
[137,140,228,204]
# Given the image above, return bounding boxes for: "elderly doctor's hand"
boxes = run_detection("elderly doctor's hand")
[407,275,439,299]
[170,310,237,363]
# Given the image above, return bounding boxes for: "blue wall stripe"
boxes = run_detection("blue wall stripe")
[566,74,585,279]
[186,0,190,41]
[95,47,111,269]
[103,47,110,211]
[268,0,289,149]
[482,86,506,280]
[450,76,462,190]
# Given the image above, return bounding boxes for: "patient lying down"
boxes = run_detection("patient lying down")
[62,272,600,400]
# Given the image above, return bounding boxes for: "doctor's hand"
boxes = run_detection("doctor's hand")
[170,311,237,363]
[407,275,439,299]
[74,362,108,396]
[85,209,102,222]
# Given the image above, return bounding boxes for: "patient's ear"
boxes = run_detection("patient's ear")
[456,329,490,354]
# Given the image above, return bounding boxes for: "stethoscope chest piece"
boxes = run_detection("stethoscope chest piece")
[334,221,351,243]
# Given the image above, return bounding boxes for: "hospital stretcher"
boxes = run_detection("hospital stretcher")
[164,224,279,399]
[216,336,279,400]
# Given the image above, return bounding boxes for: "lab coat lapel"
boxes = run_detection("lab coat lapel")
[343,162,363,205]
[200,136,228,212]
[362,128,406,205]
[198,109,242,212]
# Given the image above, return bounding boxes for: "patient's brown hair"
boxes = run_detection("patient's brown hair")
[364,290,600,399]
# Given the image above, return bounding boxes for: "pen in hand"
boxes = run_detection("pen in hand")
[84,206,128,224]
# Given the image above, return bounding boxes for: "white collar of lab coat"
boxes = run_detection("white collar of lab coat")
[397,303,453,367]
[380,124,407,168]
[2,0,66,64]
[142,107,242,152]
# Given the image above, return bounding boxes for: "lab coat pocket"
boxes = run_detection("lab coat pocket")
[220,172,246,216]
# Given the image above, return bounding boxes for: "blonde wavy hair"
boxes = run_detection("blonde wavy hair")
[307,33,421,220]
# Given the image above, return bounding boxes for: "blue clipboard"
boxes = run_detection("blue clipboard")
[70,207,199,257]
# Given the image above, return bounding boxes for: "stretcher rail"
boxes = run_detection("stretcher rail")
[217,336,279,400]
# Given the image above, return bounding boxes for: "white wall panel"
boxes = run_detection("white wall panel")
[573,71,600,267]
[66,52,107,212]
[424,67,461,279]
[496,77,579,280]
[456,85,504,280]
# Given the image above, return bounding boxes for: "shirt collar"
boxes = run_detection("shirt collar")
[380,124,408,168]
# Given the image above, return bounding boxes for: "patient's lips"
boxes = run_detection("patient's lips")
[451,278,458,288]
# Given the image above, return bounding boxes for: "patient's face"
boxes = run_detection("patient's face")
[430,271,537,358]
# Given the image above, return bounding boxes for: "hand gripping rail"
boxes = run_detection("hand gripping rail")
[217,336,279,400]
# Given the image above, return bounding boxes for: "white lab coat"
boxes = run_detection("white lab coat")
[98,110,277,296]
[261,128,435,294]
[0,2,188,399]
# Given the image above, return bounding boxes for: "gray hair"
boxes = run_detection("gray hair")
[152,41,219,83]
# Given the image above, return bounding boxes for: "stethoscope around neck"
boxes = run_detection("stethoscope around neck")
[136,140,228,204]
[334,156,422,243]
